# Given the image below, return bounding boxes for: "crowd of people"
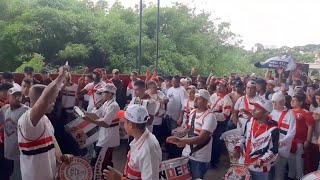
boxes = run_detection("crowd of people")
[0,65,320,180]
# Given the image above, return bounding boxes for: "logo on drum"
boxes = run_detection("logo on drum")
[159,158,192,180]
[59,157,93,180]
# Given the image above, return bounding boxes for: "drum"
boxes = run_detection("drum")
[159,157,192,180]
[58,157,93,180]
[224,164,250,180]
[65,117,99,149]
[301,170,320,180]
[237,117,249,134]
[220,129,243,164]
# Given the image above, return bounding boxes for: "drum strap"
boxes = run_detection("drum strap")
[188,111,210,156]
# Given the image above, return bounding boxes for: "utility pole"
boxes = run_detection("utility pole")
[155,0,160,71]
[137,0,143,74]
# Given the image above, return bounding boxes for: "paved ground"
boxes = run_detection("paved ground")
[113,140,230,180]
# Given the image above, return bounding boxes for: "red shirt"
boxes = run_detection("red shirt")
[292,108,314,143]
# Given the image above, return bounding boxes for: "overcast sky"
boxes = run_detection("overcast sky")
[108,0,320,49]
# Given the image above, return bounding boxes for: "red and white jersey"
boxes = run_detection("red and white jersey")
[84,81,107,111]
[270,108,296,158]
[182,109,217,162]
[18,109,56,180]
[129,95,157,132]
[126,81,135,97]
[210,93,233,122]
[234,95,260,117]
[95,99,120,147]
[124,129,162,180]
[291,108,314,144]
[181,98,195,126]
[237,118,279,172]
[61,83,78,109]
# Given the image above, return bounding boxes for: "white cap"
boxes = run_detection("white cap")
[250,97,273,113]
[117,104,149,124]
[8,86,21,95]
[246,80,256,87]
[180,78,187,84]
[195,89,210,101]
[267,80,276,86]
[97,83,117,94]
[271,92,286,102]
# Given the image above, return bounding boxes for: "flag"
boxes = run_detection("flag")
[254,55,297,71]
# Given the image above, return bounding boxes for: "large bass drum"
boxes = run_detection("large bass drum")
[224,164,251,180]
[159,157,192,180]
[300,170,320,180]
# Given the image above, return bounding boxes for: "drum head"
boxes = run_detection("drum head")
[224,164,250,180]
[301,170,320,180]
[59,157,93,180]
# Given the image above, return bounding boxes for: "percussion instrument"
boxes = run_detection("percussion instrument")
[171,126,189,138]
[224,164,250,180]
[220,129,243,164]
[159,157,192,180]
[65,117,99,149]
[58,157,93,180]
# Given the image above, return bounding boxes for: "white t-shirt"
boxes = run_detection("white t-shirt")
[18,110,56,180]
[270,108,296,158]
[2,104,29,160]
[84,81,106,111]
[182,110,217,162]
[61,83,78,109]
[149,91,166,126]
[166,87,188,121]
[95,99,120,147]
[125,129,162,180]
[129,95,157,132]
[181,98,195,126]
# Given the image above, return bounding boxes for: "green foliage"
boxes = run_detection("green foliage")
[15,53,45,73]
[1,0,319,76]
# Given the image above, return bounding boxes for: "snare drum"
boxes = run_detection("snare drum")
[159,157,192,180]
[224,164,251,180]
[301,170,320,180]
[220,129,243,164]
[65,117,99,149]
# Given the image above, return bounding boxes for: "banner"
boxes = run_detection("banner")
[254,55,297,71]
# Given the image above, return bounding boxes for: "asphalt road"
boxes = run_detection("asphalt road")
[113,140,230,180]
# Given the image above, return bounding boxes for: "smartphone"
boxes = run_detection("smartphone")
[74,106,85,117]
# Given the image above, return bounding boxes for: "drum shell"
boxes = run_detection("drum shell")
[159,157,192,180]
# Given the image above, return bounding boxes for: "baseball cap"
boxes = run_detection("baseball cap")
[97,83,117,94]
[233,80,244,87]
[267,80,276,86]
[8,86,22,95]
[93,68,103,75]
[112,69,120,74]
[195,89,210,101]
[250,97,273,113]
[24,66,34,74]
[40,68,50,74]
[246,80,256,87]
[117,104,149,124]
[271,92,286,102]
[217,79,228,86]
[186,85,198,93]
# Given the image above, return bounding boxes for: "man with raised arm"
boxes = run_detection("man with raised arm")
[17,66,73,180]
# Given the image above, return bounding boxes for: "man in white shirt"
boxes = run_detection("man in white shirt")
[163,75,188,158]
[82,83,120,180]
[1,87,29,179]
[167,89,217,179]
[232,80,260,133]
[209,80,233,168]
[81,68,107,111]
[17,66,73,180]
[103,105,162,180]
[1,71,21,89]
[269,92,296,180]
[129,80,157,132]
[126,71,139,99]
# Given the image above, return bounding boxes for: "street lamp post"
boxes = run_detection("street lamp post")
[156,0,160,71]
[137,0,143,74]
